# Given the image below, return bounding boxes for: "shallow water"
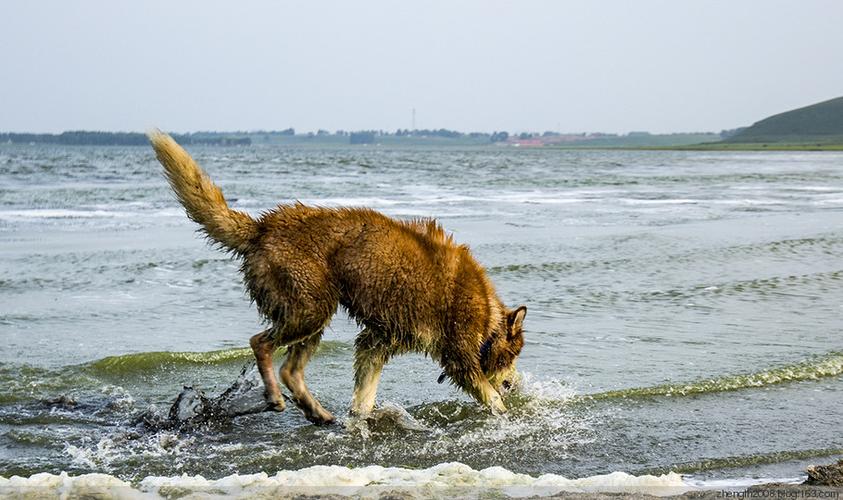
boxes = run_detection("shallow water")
[1,145,842,494]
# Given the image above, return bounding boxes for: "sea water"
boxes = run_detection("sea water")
[1,145,841,497]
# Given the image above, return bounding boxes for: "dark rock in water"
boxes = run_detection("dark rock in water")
[139,362,281,430]
[804,459,843,487]
[167,386,217,424]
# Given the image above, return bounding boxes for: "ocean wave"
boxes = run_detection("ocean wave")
[0,343,349,404]
[0,463,690,498]
[85,348,255,375]
[5,348,839,406]
[588,351,843,400]
[84,341,350,375]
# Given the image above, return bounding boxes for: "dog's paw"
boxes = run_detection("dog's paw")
[265,401,286,412]
[266,401,286,412]
[488,396,508,416]
[263,392,287,412]
[307,414,336,426]
[306,408,336,426]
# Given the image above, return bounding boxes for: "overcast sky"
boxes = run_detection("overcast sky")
[2,0,841,134]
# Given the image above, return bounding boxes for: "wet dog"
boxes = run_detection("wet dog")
[149,130,526,424]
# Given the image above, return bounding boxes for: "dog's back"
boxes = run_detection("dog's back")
[245,205,501,357]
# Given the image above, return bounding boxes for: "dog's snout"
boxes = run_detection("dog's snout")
[501,380,512,391]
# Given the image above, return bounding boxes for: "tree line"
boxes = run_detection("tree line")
[0,131,250,146]
[3,128,699,146]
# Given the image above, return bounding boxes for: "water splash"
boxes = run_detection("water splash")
[137,362,275,430]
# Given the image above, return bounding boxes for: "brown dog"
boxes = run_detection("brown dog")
[149,130,526,424]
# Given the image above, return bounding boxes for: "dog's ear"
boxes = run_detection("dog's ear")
[506,306,527,337]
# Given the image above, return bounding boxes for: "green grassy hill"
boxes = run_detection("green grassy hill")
[725,96,843,144]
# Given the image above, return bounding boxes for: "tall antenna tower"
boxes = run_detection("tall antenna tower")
[412,108,416,131]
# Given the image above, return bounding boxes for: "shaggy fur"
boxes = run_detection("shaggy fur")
[149,130,526,424]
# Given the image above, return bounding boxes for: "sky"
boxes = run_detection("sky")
[1,0,842,134]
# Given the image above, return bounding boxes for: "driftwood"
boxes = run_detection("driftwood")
[138,362,283,430]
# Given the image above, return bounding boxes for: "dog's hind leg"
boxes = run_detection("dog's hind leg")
[250,329,286,411]
[280,332,335,425]
[350,328,388,416]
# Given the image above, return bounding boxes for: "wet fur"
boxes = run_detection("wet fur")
[149,130,526,424]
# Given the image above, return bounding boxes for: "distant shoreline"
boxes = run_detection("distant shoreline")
[638,143,843,152]
[546,143,843,152]
[3,131,842,151]
[0,130,722,148]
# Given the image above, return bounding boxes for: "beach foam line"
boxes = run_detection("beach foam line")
[588,351,843,401]
[0,463,691,498]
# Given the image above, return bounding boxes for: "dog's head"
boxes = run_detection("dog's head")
[484,305,527,392]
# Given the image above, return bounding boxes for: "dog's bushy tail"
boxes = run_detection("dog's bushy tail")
[148,129,257,254]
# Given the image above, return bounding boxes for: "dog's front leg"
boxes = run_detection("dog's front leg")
[350,328,387,416]
[350,357,385,416]
[443,360,508,415]
[470,377,507,415]
[250,329,286,411]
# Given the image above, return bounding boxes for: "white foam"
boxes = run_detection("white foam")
[65,439,118,471]
[296,191,602,208]
[787,186,840,192]
[618,198,701,205]
[298,196,402,207]
[813,198,843,205]
[0,463,692,499]
[0,472,142,499]
[63,431,195,474]
[0,209,134,220]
